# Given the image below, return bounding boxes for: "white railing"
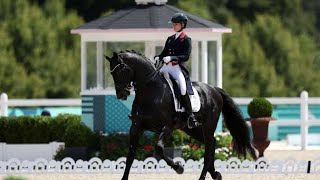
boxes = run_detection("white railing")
[0,93,8,117]
[0,92,81,117]
[235,91,320,150]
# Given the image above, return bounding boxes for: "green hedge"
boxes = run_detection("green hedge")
[0,115,245,161]
[0,114,93,146]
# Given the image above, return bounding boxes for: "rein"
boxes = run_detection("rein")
[132,57,163,90]
[133,64,162,89]
[116,53,163,90]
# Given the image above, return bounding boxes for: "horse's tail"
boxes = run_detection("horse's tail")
[215,87,257,160]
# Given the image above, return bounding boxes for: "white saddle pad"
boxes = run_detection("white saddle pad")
[162,72,201,112]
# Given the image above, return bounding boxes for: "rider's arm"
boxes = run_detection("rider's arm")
[157,37,170,60]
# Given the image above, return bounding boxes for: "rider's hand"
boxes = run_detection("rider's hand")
[154,56,159,61]
[163,56,171,63]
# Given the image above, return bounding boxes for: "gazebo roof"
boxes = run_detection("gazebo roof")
[71,3,231,33]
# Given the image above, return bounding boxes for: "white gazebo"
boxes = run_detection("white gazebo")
[71,0,231,133]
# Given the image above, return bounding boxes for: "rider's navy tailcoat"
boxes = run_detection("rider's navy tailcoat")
[158,32,194,95]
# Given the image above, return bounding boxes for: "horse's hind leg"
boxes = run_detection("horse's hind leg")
[197,128,215,180]
[121,122,144,180]
[208,137,222,180]
[155,126,184,174]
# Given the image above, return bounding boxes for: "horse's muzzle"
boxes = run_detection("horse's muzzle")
[116,89,130,100]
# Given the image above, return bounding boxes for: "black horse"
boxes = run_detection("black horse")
[105,51,257,180]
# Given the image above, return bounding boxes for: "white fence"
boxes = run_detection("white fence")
[0,92,80,117]
[1,157,320,174]
[1,91,320,150]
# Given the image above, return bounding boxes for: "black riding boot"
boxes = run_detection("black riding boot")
[182,94,199,129]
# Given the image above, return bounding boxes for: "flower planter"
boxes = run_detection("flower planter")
[250,117,275,157]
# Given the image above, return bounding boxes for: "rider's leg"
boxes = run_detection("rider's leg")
[181,93,199,128]
[160,63,169,73]
[170,65,199,129]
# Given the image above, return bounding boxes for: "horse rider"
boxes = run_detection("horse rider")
[155,13,199,129]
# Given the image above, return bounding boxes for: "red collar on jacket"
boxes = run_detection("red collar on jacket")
[171,32,186,39]
[179,32,186,39]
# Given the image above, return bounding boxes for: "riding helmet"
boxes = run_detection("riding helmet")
[169,13,188,28]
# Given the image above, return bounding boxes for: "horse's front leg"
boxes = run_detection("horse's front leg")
[121,122,144,180]
[155,126,184,174]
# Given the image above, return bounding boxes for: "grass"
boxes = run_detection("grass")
[3,176,28,180]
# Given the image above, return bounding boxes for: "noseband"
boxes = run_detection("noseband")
[111,57,134,92]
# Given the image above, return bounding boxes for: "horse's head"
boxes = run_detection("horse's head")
[105,52,134,100]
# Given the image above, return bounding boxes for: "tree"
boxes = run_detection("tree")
[0,0,83,98]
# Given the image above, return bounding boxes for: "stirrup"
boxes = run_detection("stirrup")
[187,115,201,129]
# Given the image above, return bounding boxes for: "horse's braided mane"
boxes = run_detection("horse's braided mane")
[117,50,150,62]
[117,50,164,70]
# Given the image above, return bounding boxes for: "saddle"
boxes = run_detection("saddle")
[161,72,201,112]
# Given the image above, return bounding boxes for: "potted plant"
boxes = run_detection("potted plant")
[248,97,275,158]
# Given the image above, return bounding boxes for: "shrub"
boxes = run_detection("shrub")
[1,116,50,144]
[247,97,273,118]
[98,133,155,161]
[0,117,6,142]
[63,121,92,147]
[181,133,237,161]
[0,114,84,144]
[49,114,80,142]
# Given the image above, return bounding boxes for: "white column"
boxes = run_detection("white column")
[145,41,156,61]
[300,91,309,150]
[0,93,8,117]
[201,41,208,83]
[81,40,87,91]
[191,41,199,81]
[217,36,223,88]
[97,42,103,89]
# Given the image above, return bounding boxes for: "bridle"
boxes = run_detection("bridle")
[110,63,121,73]
[110,56,134,92]
[111,53,163,92]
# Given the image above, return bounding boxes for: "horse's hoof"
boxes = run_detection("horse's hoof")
[173,163,184,174]
[213,171,222,180]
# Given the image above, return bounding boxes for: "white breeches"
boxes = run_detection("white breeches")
[160,63,186,95]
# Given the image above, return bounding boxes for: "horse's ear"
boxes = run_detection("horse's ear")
[113,52,118,58]
[113,52,123,63]
[104,55,111,61]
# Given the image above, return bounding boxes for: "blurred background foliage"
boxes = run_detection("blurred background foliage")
[1,0,320,98]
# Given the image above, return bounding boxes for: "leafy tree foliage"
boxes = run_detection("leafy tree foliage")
[0,0,82,98]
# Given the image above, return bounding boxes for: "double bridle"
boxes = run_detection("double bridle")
[110,60,134,92]
[111,54,163,92]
